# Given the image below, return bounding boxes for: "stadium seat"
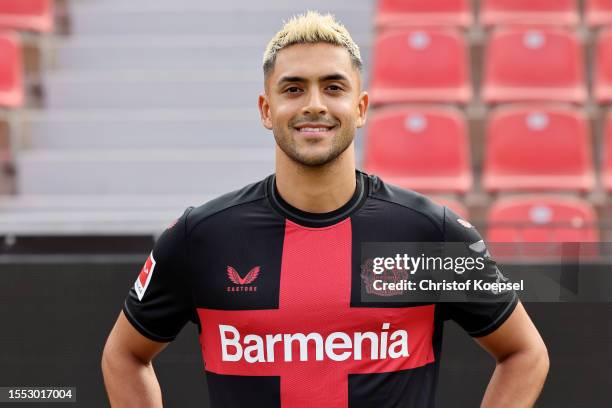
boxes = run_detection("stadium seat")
[602,112,612,191]
[370,29,471,105]
[375,0,472,29]
[363,106,472,193]
[480,0,579,27]
[482,105,595,192]
[586,0,612,27]
[594,27,612,104]
[482,28,586,104]
[0,0,54,33]
[487,196,599,259]
[431,197,469,219]
[0,31,23,108]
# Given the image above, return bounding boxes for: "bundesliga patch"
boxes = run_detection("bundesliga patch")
[135,252,156,301]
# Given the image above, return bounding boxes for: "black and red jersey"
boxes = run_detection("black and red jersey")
[124,170,517,408]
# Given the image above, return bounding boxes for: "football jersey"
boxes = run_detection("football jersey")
[123,170,517,408]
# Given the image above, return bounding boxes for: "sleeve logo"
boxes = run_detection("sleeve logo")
[134,252,156,301]
[457,218,473,228]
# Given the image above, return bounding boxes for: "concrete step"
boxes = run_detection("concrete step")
[16,148,274,194]
[43,70,263,109]
[68,6,373,36]
[46,35,372,72]
[21,109,276,149]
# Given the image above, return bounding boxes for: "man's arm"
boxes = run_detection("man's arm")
[475,301,549,407]
[101,310,170,407]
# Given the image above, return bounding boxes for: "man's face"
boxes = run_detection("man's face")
[259,42,368,167]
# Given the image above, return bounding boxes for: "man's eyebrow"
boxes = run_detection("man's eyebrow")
[276,73,350,86]
[320,73,349,82]
[277,76,306,86]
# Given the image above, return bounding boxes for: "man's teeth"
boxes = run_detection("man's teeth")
[298,127,331,132]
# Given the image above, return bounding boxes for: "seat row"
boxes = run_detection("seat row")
[370,26,612,105]
[377,0,612,29]
[363,104,608,194]
[435,195,601,260]
[434,195,599,244]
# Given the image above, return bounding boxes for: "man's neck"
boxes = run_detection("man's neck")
[274,145,357,214]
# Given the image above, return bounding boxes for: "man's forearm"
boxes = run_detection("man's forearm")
[101,349,163,407]
[481,348,549,408]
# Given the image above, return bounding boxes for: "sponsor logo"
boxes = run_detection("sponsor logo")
[227,266,260,292]
[135,252,156,301]
[457,218,473,228]
[219,323,409,363]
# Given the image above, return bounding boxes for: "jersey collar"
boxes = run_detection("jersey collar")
[268,170,368,228]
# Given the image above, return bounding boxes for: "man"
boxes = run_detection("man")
[102,11,549,407]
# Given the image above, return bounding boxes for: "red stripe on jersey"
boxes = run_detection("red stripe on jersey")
[198,219,435,407]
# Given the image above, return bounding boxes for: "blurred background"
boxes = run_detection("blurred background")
[0,0,611,407]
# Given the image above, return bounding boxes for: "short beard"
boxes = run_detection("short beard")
[274,125,354,167]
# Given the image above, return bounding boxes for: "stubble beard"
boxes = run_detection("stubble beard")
[273,122,355,168]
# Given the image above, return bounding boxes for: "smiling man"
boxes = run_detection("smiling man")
[102,11,548,407]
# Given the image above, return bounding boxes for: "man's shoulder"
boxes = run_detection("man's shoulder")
[184,176,270,233]
[364,171,446,231]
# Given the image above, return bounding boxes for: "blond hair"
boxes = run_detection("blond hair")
[263,11,362,77]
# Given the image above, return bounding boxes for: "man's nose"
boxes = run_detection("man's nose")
[302,89,327,116]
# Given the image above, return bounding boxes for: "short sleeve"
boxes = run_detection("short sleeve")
[123,207,196,342]
[440,206,518,337]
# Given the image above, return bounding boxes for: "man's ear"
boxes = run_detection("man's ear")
[258,93,273,130]
[356,91,369,128]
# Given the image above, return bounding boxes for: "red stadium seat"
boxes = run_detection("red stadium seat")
[363,106,472,193]
[376,0,472,29]
[594,28,612,104]
[481,0,579,27]
[602,112,612,191]
[430,197,469,219]
[482,105,594,192]
[0,31,23,108]
[586,0,612,27]
[487,196,599,259]
[370,29,471,104]
[0,0,53,33]
[482,28,586,104]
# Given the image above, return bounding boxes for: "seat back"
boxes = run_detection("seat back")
[364,106,471,192]
[483,28,585,103]
[483,105,593,191]
[371,29,469,103]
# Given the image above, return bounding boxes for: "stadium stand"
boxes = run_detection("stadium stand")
[1,1,374,235]
[369,28,471,104]
[2,0,611,240]
[375,0,472,29]
[0,31,23,108]
[480,0,579,27]
[363,106,472,193]
[482,104,595,192]
[586,0,612,27]
[482,27,587,104]
[594,27,612,103]
[0,0,53,33]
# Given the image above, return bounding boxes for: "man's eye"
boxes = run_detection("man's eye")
[327,85,343,91]
[286,87,301,93]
